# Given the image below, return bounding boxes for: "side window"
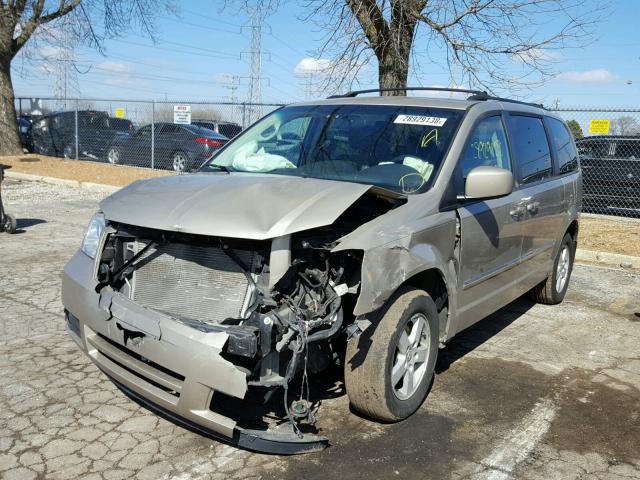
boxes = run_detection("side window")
[136,125,152,137]
[617,141,640,160]
[160,124,180,134]
[546,117,578,174]
[459,116,512,178]
[508,115,552,184]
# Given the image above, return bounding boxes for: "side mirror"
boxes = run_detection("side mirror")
[464,166,513,200]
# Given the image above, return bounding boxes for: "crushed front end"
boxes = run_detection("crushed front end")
[62,211,376,454]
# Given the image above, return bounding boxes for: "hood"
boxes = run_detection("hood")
[100,173,373,240]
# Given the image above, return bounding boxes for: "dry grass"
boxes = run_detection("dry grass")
[579,215,640,257]
[0,154,171,187]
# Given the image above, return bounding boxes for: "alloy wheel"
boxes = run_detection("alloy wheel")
[391,313,431,400]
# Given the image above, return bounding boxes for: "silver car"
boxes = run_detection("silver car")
[62,89,582,453]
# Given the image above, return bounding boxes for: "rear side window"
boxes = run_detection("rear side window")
[219,124,242,138]
[160,124,181,134]
[617,141,640,159]
[546,117,578,173]
[508,115,552,184]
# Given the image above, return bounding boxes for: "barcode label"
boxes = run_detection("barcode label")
[394,115,447,126]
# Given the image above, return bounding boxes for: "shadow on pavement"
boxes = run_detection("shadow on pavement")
[436,296,536,374]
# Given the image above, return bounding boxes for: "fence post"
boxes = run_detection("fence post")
[151,100,155,169]
[74,100,79,160]
[18,98,22,117]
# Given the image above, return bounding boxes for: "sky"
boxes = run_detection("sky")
[10,0,640,108]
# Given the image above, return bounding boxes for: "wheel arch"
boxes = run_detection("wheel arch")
[401,267,450,343]
[566,219,579,243]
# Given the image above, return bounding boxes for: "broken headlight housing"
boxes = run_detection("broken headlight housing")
[81,212,105,259]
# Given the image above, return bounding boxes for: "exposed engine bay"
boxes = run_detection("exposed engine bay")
[93,190,403,441]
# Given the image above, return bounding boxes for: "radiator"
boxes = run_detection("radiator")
[131,242,255,325]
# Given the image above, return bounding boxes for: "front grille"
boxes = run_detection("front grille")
[131,242,255,325]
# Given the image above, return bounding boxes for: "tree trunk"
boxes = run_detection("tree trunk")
[0,56,22,156]
[378,49,410,96]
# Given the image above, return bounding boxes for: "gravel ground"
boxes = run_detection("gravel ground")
[1,177,639,480]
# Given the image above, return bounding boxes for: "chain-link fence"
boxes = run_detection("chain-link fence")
[15,97,285,172]
[551,107,640,218]
[13,98,640,218]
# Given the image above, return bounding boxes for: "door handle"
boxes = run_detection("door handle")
[526,201,540,214]
[509,205,525,219]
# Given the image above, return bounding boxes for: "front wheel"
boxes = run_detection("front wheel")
[62,144,75,159]
[106,147,121,165]
[344,286,439,422]
[2,214,17,234]
[529,233,575,305]
[172,151,188,173]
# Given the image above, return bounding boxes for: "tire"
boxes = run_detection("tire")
[172,151,188,173]
[106,147,121,165]
[529,233,575,305]
[2,214,17,234]
[344,286,439,422]
[62,144,75,159]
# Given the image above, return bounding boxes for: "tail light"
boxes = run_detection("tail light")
[195,137,223,148]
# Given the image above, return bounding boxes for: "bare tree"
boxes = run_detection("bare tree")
[303,0,601,96]
[611,116,640,136]
[0,0,174,155]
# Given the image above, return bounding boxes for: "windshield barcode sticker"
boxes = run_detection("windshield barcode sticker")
[394,115,447,126]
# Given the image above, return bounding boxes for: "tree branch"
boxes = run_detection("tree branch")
[11,0,81,55]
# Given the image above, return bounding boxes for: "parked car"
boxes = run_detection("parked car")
[31,110,131,160]
[575,135,640,215]
[105,122,228,172]
[109,117,135,133]
[62,88,581,453]
[16,116,33,151]
[192,119,242,138]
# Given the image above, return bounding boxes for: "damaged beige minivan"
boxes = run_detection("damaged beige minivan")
[62,88,581,453]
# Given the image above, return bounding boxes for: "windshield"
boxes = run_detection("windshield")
[201,104,464,194]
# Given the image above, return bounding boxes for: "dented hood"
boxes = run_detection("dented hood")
[100,173,373,240]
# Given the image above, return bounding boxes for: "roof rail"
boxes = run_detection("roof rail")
[328,87,488,98]
[328,87,546,109]
[467,93,545,109]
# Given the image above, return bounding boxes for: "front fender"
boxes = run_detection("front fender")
[334,211,458,317]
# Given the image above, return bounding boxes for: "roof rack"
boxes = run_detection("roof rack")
[328,87,545,109]
[329,87,488,98]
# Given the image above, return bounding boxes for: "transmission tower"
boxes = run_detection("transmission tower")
[222,75,240,123]
[52,39,80,109]
[241,6,271,124]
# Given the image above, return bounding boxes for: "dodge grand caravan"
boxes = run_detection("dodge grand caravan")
[62,88,582,453]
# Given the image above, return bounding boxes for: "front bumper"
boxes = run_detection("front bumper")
[62,250,327,454]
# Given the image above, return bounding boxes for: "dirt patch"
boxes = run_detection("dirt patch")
[0,154,171,187]
[579,215,640,257]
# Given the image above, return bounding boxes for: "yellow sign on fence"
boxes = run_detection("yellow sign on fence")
[114,108,126,119]
[588,119,610,135]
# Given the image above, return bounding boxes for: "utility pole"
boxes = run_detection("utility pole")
[222,75,240,123]
[248,8,262,122]
[303,74,313,100]
[52,34,80,109]
[241,6,271,124]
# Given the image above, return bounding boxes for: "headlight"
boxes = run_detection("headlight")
[81,212,106,259]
